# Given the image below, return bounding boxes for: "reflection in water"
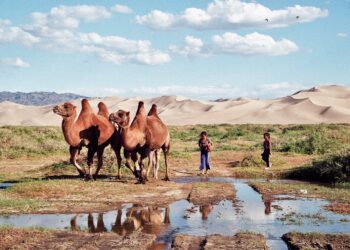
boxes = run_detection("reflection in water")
[200,204,213,220]
[0,178,350,250]
[264,196,272,215]
[69,205,171,237]
[112,205,170,236]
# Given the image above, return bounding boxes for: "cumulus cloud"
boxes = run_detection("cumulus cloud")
[0,5,170,65]
[0,57,30,68]
[169,36,205,57]
[170,32,298,57]
[0,19,39,46]
[29,5,112,30]
[136,0,328,30]
[212,32,298,56]
[111,4,133,14]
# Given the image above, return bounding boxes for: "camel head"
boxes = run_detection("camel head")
[53,102,77,118]
[109,110,130,128]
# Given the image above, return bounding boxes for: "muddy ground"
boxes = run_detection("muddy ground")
[0,228,156,250]
[250,182,350,214]
[172,233,268,250]
[282,232,350,250]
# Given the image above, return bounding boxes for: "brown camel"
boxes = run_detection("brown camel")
[109,101,148,181]
[109,102,170,182]
[53,99,122,179]
[145,104,171,181]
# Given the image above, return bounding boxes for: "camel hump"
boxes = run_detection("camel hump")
[147,104,157,116]
[97,102,109,118]
[81,99,93,113]
[136,101,145,115]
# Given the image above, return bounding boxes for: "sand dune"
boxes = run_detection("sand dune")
[0,85,349,126]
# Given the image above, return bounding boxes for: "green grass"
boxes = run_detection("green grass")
[1,124,349,160]
[286,152,350,183]
[0,126,67,159]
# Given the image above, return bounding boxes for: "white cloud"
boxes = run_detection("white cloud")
[0,57,30,68]
[169,36,205,57]
[0,19,39,45]
[111,4,133,14]
[0,5,170,65]
[337,32,348,38]
[136,10,176,29]
[29,5,112,30]
[136,0,328,30]
[170,32,298,57]
[212,32,298,56]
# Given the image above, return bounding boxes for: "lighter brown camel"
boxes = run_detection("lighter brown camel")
[145,104,171,181]
[109,102,170,182]
[53,99,122,179]
[109,101,148,182]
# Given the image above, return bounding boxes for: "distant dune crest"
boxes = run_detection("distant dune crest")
[0,85,349,125]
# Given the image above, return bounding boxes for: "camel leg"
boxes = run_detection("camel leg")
[138,149,150,184]
[164,206,170,224]
[93,147,105,180]
[154,150,161,180]
[111,138,122,179]
[146,151,155,181]
[124,151,137,177]
[87,146,96,180]
[69,146,86,177]
[162,144,170,181]
[114,146,122,179]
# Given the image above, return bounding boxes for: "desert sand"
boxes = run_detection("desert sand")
[0,85,349,126]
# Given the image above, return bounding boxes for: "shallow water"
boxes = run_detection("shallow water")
[0,177,349,250]
[0,183,14,189]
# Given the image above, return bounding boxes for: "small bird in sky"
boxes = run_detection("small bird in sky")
[296,16,300,19]
[265,18,269,22]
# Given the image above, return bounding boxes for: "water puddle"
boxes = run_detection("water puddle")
[0,183,14,189]
[0,177,349,250]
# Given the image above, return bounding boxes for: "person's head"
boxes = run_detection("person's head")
[263,132,270,140]
[200,131,207,140]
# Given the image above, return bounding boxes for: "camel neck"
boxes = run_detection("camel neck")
[61,113,80,146]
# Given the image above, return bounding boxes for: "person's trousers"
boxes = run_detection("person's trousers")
[262,150,270,167]
[200,151,210,171]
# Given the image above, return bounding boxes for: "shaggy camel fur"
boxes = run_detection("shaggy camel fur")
[109,102,170,182]
[53,99,122,179]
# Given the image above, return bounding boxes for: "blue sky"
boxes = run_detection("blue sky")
[0,0,349,99]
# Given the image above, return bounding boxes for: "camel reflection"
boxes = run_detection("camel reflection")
[70,213,107,233]
[112,205,170,236]
[70,205,170,236]
[199,204,213,220]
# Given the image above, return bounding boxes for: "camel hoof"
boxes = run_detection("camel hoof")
[162,176,170,182]
[116,175,122,180]
[85,175,94,181]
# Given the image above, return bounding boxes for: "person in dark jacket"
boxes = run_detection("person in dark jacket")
[262,132,272,169]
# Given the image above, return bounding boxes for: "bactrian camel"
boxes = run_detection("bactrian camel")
[53,99,122,180]
[109,102,170,183]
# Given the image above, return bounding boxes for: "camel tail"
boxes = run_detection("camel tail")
[81,99,93,113]
[97,102,109,118]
